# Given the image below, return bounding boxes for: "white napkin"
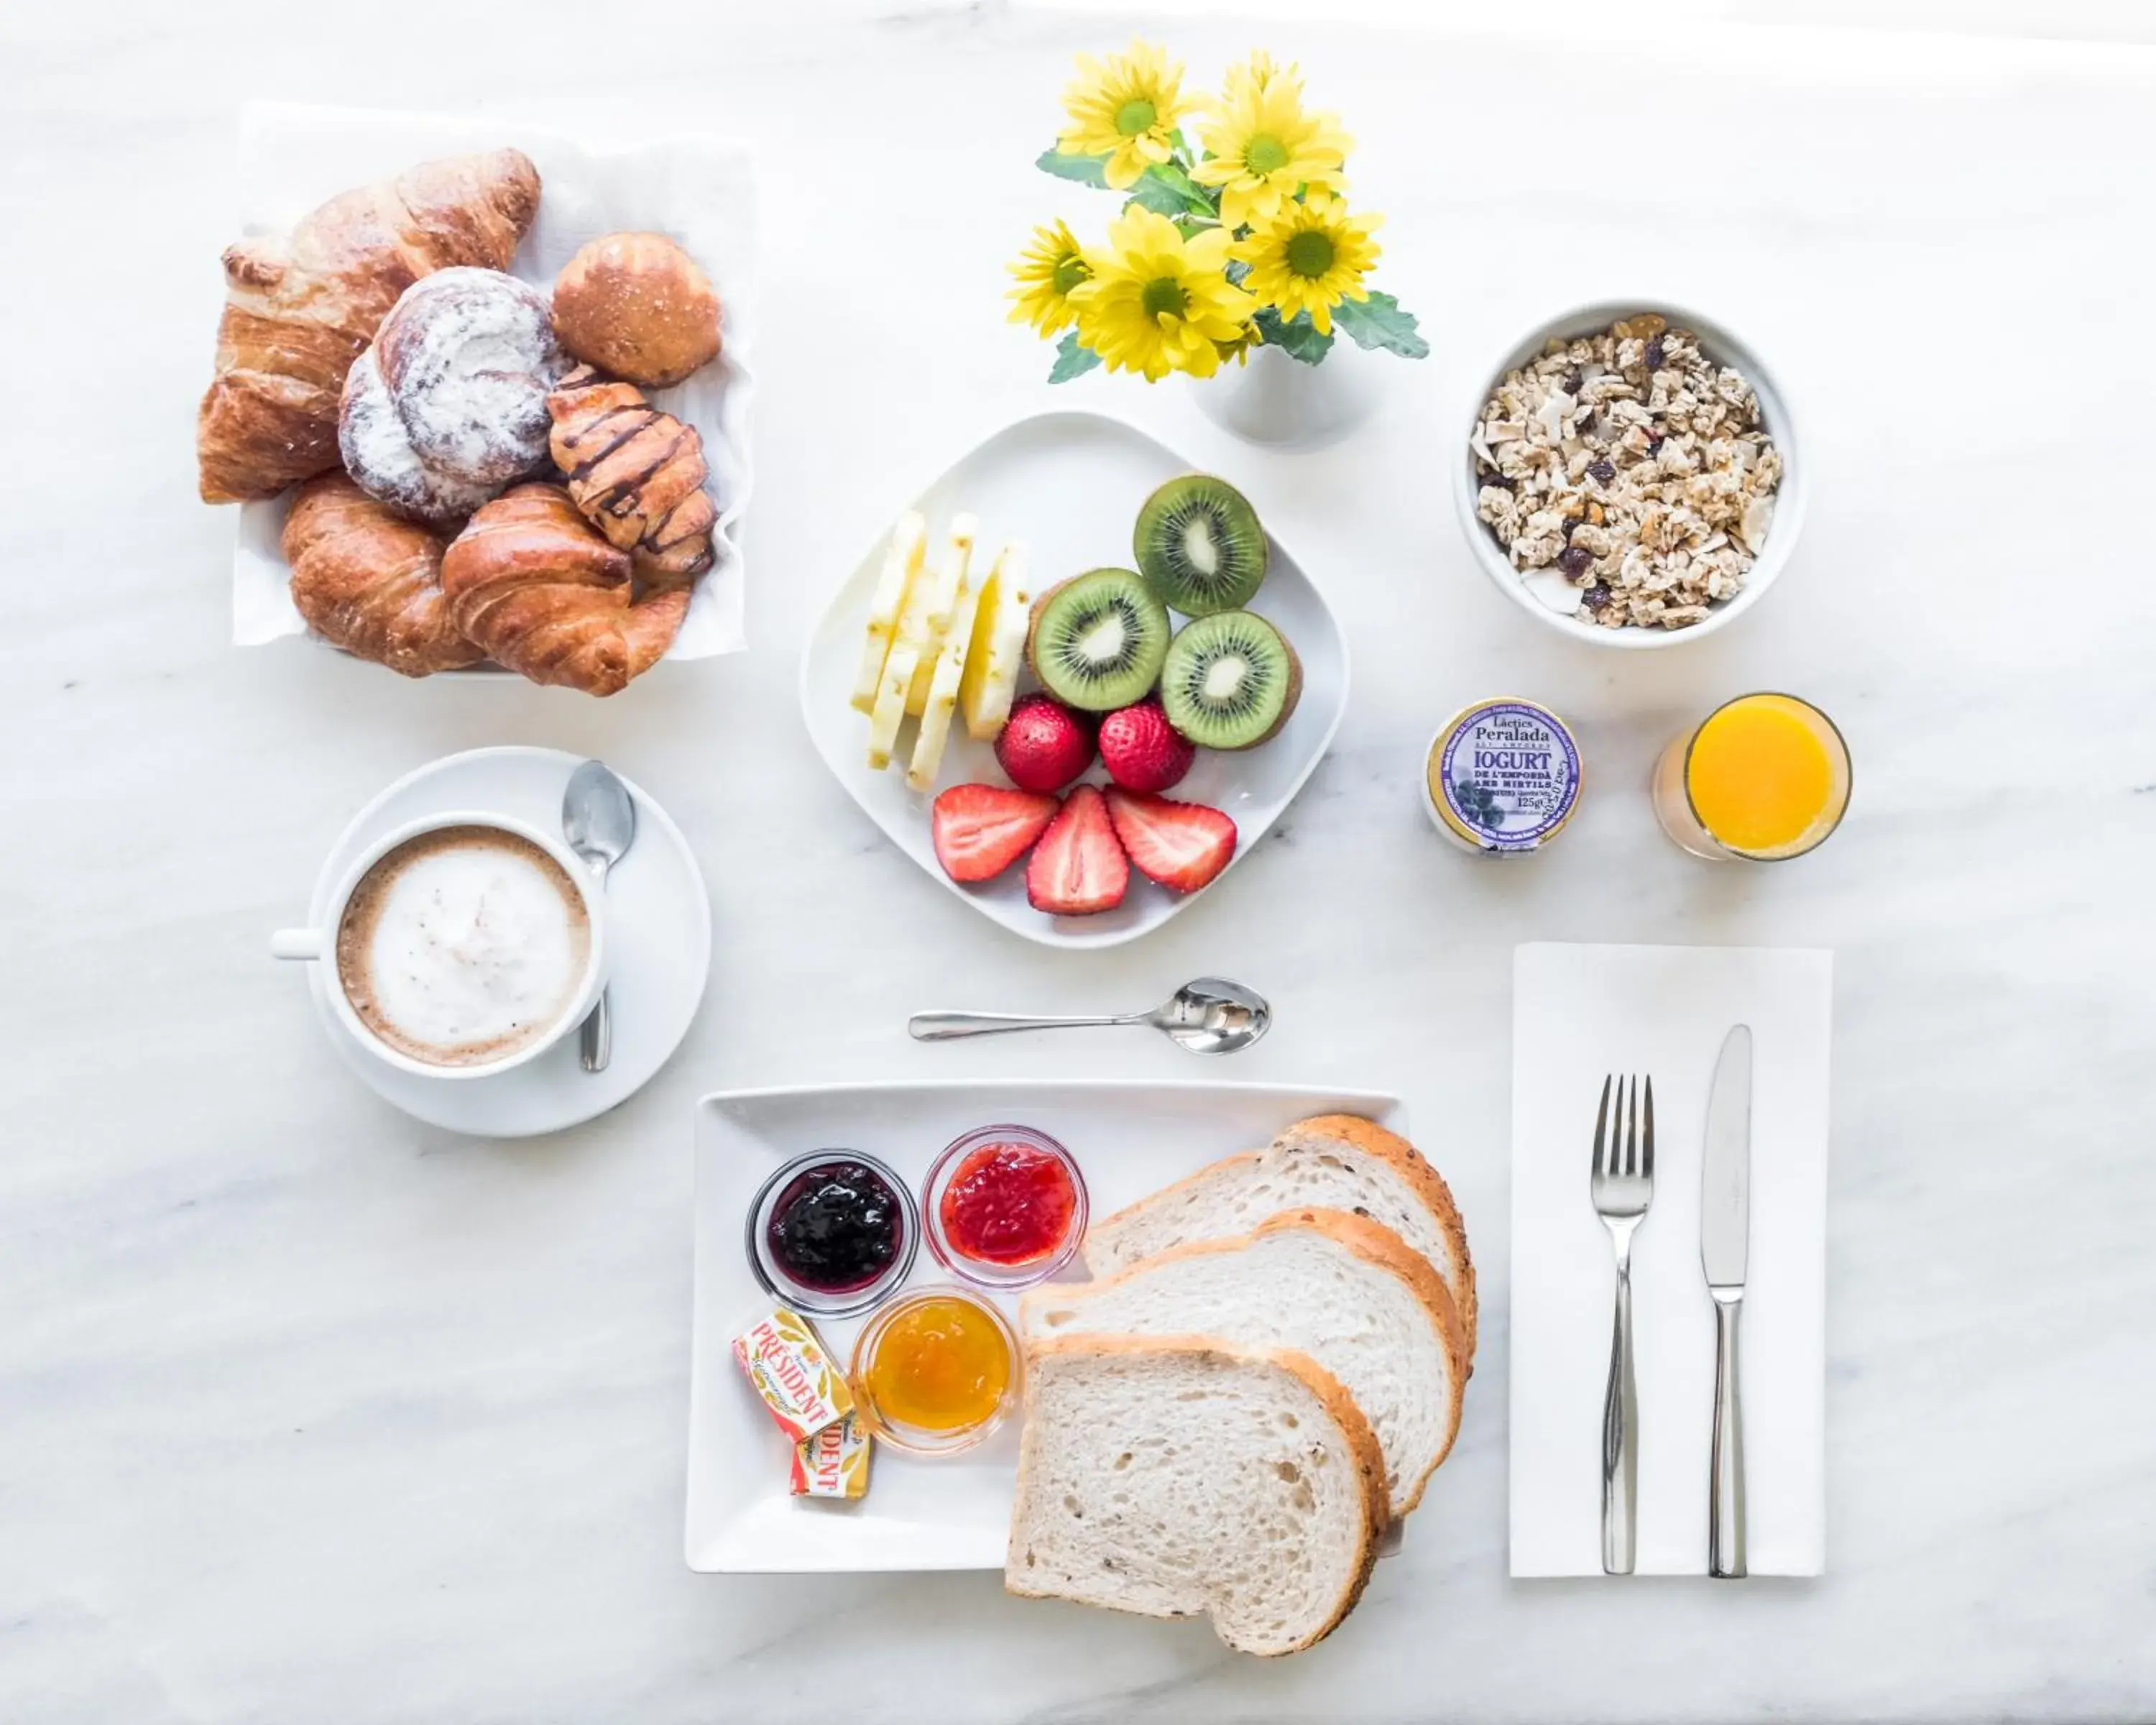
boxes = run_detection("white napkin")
[226,102,756,663]
[1508,942,1832,1577]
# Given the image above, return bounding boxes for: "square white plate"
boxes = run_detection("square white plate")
[797,411,1350,949]
[686,1079,1406,1573]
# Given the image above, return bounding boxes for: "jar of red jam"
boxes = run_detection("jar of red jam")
[921,1125,1087,1291]
[747,1149,919,1317]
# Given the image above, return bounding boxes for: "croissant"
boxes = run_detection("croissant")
[280,475,485,676]
[546,366,717,581]
[198,150,541,505]
[441,484,689,695]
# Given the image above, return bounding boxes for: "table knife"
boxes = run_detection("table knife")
[1700,1024,1753,1579]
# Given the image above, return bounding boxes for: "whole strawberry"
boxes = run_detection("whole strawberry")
[1098,697,1196,794]
[995,693,1096,793]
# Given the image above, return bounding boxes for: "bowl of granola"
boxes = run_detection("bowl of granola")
[1455,302,1805,648]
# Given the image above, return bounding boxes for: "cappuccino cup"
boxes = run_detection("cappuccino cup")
[272,811,607,1080]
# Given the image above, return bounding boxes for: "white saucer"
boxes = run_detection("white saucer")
[296,746,712,1138]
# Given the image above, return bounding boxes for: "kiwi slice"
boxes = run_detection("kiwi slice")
[1026,569,1171,712]
[1159,610,1302,751]
[1133,474,1270,617]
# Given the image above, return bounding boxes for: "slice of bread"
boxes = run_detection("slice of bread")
[1083,1115,1479,1358]
[1005,1335,1386,1657]
[1021,1209,1466,1517]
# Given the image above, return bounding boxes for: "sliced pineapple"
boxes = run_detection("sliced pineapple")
[958,540,1033,740]
[867,514,973,770]
[907,567,987,791]
[905,515,978,717]
[865,639,916,770]
[851,511,926,714]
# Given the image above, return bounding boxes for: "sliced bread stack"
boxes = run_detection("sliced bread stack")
[1003,1115,1475,1655]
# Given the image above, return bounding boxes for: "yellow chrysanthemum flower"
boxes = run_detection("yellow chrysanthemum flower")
[1233,192,1383,337]
[1007,220,1094,336]
[1057,40,1198,190]
[1192,59,1351,232]
[1069,207,1253,381]
[1222,50,1284,101]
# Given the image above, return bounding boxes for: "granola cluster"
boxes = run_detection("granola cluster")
[1470,314,1782,630]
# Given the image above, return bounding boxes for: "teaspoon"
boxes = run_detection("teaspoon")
[908,977,1270,1055]
[562,760,637,1072]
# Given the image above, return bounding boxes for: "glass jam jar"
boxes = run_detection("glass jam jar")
[921,1125,1087,1292]
[746,1149,919,1317]
[848,1284,1022,1457]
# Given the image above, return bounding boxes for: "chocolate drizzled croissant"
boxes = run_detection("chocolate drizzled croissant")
[545,365,716,581]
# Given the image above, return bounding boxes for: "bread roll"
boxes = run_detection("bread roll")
[551,232,722,387]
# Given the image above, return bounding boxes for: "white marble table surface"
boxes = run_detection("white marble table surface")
[6,4,2156,1720]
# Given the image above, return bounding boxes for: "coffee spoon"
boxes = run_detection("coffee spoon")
[562,760,637,1072]
[908,978,1271,1055]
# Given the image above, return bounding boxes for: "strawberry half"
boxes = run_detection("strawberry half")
[1026,784,1130,915]
[1103,789,1237,894]
[931,784,1059,883]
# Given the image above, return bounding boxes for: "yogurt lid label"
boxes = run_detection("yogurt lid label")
[1433,702,1581,851]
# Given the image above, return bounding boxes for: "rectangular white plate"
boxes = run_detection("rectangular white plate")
[686,1079,1405,1573]
[797,411,1350,948]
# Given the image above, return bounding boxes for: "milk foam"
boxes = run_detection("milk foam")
[336,827,589,1067]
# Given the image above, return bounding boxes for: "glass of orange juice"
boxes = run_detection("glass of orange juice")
[1651,693,1851,861]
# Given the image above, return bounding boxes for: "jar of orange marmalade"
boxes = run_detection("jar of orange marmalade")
[849,1286,1021,1456]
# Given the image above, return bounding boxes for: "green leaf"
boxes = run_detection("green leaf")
[1124,174,1190,217]
[1253,306,1335,366]
[1049,331,1102,384]
[1335,290,1429,359]
[1124,162,1217,220]
[1036,148,1112,188]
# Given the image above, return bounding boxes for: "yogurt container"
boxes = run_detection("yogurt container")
[1423,699,1582,854]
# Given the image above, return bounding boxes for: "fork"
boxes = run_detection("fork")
[1590,1072,1655,1576]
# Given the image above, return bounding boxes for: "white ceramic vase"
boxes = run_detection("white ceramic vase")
[1184,339,1384,451]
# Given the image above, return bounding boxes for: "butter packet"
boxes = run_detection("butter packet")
[732,1305,853,1443]
[790,1412,872,1499]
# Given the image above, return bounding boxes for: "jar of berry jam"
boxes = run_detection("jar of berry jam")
[921,1125,1087,1291]
[747,1150,919,1317]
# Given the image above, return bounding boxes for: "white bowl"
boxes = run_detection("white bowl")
[1452,300,1807,650]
